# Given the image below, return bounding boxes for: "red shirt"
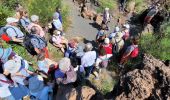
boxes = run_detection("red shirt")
[101,44,113,54]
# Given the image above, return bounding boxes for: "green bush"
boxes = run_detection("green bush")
[97,0,117,13]
[0,5,14,26]
[140,34,170,60]
[28,0,62,26]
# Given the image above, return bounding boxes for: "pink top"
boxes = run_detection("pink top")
[27,23,45,37]
[52,35,62,44]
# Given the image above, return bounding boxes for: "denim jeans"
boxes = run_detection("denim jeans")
[84,65,94,77]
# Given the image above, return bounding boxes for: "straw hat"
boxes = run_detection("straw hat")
[0,74,12,98]
[3,59,21,74]
[6,17,19,24]
[29,75,44,93]
[59,57,71,72]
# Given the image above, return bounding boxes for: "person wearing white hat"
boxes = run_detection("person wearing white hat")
[3,57,33,85]
[55,57,77,84]
[122,23,130,40]
[102,7,110,30]
[5,17,25,43]
[52,12,63,32]
[80,43,96,78]
[28,75,53,100]
[0,74,15,100]
[51,30,68,53]
[100,38,113,58]
[111,32,124,53]
[108,26,120,39]
[27,15,45,37]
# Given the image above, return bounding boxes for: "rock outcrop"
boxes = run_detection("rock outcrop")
[111,54,170,100]
[55,86,96,100]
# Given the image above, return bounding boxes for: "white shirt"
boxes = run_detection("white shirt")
[81,51,96,67]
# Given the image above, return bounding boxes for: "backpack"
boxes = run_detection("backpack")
[0,26,18,42]
[130,45,139,58]
[23,34,47,55]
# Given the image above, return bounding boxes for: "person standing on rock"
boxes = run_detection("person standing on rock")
[144,4,160,25]
[102,8,110,30]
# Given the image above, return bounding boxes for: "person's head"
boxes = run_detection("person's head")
[6,17,19,26]
[104,38,110,45]
[56,7,61,12]
[131,36,139,45]
[37,53,45,61]
[123,24,130,29]
[31,15,39,23]
[59,57,71,72]
[3,58,21,74]
[53,30,61,36]
[31,26,38,34]
[20,10,28,18]
[105,7,109,12]
[115,26,120,32]
[84,43,93,52]
[53,12,59,20]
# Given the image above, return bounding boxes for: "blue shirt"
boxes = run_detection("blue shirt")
[0,47,12,63]
[20,17,30,28]
[55,69,65,79]
[53,19,62,30]
[5,25,24,38]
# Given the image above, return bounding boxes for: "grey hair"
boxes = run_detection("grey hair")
[85,43,93,52]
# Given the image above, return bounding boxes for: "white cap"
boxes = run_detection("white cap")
[124,24,130,29]
[53,12,59,19]
[3,59,21,74]
[59,57,71,72]
[105,7,109,11]
[6,17,19,24]
[104,38,110,44]
[31,15,39,22]
[115,27,120,32]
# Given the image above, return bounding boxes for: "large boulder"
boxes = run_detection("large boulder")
[55,85,96,100]
[111,54,170,100]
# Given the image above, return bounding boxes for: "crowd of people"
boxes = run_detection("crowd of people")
[0,0,162,100]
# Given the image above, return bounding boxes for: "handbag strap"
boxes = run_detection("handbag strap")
[0,79,13,84]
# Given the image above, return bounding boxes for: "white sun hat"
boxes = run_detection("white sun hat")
[6,17,19,24]
[104,38,110,44]
[59,57,71,72]
[31,15,39,22]
[3,59,21,74]
[0,74,12,98]
[124,24,130,29]
[105,7,109,11]
[115,26,120,32]
[29,75,44,93]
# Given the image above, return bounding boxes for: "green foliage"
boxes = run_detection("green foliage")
[140,33,170,60]
[28,0,62,26]
[61,5,70,31]
[0,5,14,26]
[97,0,117,13]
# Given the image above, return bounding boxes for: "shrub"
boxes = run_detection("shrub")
[97,0,118,13]
[28,0,62,26]
[0,5,14,26]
